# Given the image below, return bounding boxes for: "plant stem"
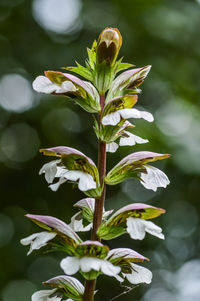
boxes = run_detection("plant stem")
[83,94,106,301]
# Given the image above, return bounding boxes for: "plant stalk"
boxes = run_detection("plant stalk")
[83,94,106,301]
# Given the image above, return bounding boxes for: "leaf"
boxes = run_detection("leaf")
[62,62,93,81]
[87,40,97,70]
[105,151,170,185]
[114,57,134,74]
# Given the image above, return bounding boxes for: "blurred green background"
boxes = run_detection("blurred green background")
[0,0,200,300]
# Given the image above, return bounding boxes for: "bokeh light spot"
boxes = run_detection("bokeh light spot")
[32,0,82,34]
[0,214,14,247]
[2,279,36,301]
[0,74,34,113]
[0,123,40,163]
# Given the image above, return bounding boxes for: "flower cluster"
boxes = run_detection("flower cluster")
[21,28,170,301]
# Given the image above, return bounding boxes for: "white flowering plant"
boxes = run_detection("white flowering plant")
[21,28,170,301]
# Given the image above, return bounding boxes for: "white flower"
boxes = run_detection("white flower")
[123,263,152,285]
[33,76,77,94]
[39,160,96,192]
[106,132,148,153]
[61,256,121,277]
[140,165,170,191]
[119,131,148,146]
[102,108,154,126]
[20,231,57,255]
[126,218,164,240]
[69,212,92,232]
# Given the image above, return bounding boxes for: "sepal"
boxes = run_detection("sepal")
[43,275,84,301]
[24,214,82,255]
[106,65,151,100]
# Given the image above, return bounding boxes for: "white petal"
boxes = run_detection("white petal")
[77,172,96,191]
[140,165,170,191]
[143,220,165,239]
[126,218,164,240]
[102,108,154,126]
[80,257,102,273]
[32,289,61,301]
[49,170,96,192]
[124,263,152,284]
[126,218,146,240]
[69,213,92,232]
[119,131,148,146]
[20,232,56,255]
[119,108,154,122]
[39,160,61,184]
[60,257,80,275]
[102,112,121,126]
[32,76,77,94]
[32,76,59,94]
[79,257,121,276]
[100,260,121,276]
[106,142,119,153]
[49,177,67,191]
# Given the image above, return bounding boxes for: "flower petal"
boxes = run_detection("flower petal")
[100,260,121,276]
[124,263,152,284]
[126,218,164,240]
[60,257,80,275]
[39,160,61,184]
[69,213,92,232]
[140,165,170,191]
[102,108,153,126]
[32,75,77,94]
[20,231,56,255]
[119,131,148,146]
[32,289,61,301]
[106,142,119,153]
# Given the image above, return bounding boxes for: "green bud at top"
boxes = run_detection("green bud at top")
[97,27,122,66]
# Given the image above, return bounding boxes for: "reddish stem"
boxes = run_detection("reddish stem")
[83,95,106,301]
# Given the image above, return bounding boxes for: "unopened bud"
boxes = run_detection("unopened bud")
[97,28,122,66]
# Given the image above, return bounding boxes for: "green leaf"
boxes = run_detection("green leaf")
[87,40,97,70]
[62,62,93,81]
[114,58,134,74]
